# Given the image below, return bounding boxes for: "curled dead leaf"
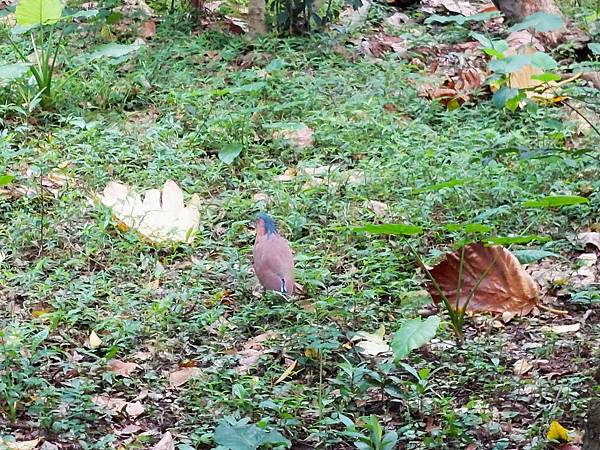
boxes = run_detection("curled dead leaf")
[426,243,539,315]
[513,358,533,376]
[89,330,102,349]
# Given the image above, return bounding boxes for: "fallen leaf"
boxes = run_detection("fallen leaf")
[99,180,200,244]
[92,395,127,413]
[578,232,600,251]
[89,330,103,349]
[0,439,40,450]
[547,420,570,441]
[426,243,539,315]
[274,359,297,384]
[152,431,175,450]
[126,400,145,417]
[115,424,143,436]
[273,124,314,149]
[107,359,139,377]
[543,323,581,334]
[140,19,156,38]
[274,167,298,182]
[385,12,409,27]
[364,200,389,217]
[351,325,392,356]
[513,359,533,375]
[169,367,201,388]
[40,442,59,450]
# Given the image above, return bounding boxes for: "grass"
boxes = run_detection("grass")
[1,6,599,449]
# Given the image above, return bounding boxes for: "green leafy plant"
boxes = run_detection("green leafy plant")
[0,0,139,108]
[351,415,398,450]
[391,316,440,360]
[213,416,291,450]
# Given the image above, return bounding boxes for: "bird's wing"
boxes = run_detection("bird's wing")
[253,235,295,293]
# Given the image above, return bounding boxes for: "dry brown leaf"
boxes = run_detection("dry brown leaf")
[169,367,201,388]
[273,124,314,149]
[107,359,139,377]
[275,359,298,384]
[386,12,410,27]
[140,19,156,38]
[115,424,143,436]
[126,400,145,417]
[152,431,175,450]
[427,243,539,315]
[513,358,533,375]
[99,180,200,244]
[92,394,127,413]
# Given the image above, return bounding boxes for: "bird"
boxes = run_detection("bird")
[252,213,295,295]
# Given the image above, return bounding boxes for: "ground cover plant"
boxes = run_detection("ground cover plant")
[0,0,599,448]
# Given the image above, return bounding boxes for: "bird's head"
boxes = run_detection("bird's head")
[255,212,277,239]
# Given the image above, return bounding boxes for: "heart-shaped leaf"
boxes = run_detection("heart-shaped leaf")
[218,143,243,165]
[16,0,63,25]
[391,316,440,360]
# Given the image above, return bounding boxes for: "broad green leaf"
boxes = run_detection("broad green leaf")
[213,417,290,450]
[265,58,285,72]
[87,43,141,60]
[484,235,550,245]
[425,11,498,25]
[489,54,530,74]
[0,175,15,186]
[64,9,99,20]
[530,52,558,70]
[492,87,519,108]
[231,82,267,94]
[512,249,558,264]
[30,327,49,351]
[508,12,564,33]
[589,43,600,55]
[471,33,509,54]
[523,195,589,207]
[16,0,63,25]
[444,223,492,233]
[0,63,31,84]
[413,178,468,193]
[353,223,423,236]
[382,431,399,450]
[391,316,440,360]
[531,72,561,83]
[505,92,524,111]
[218,143,243,165]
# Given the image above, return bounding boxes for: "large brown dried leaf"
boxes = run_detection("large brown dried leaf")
[107,359,139,377]
[426,243,539,315]
[169,367,201,388]
[152,431,175,450]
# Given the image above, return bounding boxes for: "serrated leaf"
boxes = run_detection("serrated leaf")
[16,0,62,25]
[512,249,558,264]
[353,223,423,236]
[508,12,564,33]
[523,195,589,207]
[218,143,243,165]
[391,316,440,360]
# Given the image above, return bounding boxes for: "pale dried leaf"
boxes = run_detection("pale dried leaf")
[89,330,102,349]
[0,439,40,450]
[126,400,145,417]
[107,359,139,377]
[578,232,600,250]
[169,367,201,388]
[365,200,388,217]
[99,180,200,244]
[274,359,297,384]
[140,19,156,38]
[273,124,314,149]
[352,325,392,356]
[115,424,143,436]
[386,12,409,27]
[543,323,581,334]
[513,359,533,375]
[152,431,175,450]
[427,243,539,315]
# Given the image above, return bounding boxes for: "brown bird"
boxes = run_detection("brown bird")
[253,213,295,295]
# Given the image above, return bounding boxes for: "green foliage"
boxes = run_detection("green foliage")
[425,11,499,25]
[589,43,600,55]
[391,316,440,360]
[213,417,291,450]
[512,249,559,264]
[15,0,62,25]
[219,143,244,165]
[0,175,16,186]
[353,416,398,450]
[523,195,590,207]
[353,223,424,236]
[507,12,564,33]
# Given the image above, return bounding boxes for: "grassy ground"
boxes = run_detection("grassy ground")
[1,4,599,449]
